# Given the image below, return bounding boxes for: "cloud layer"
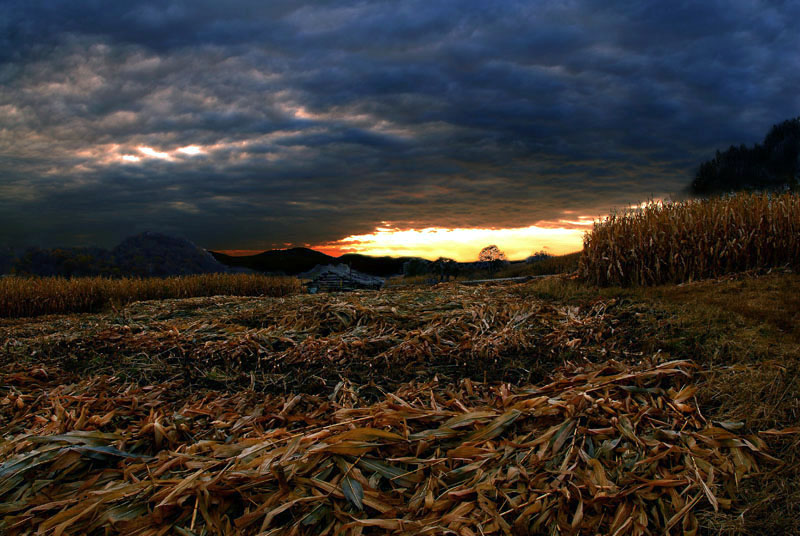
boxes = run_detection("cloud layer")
[1,0,799,249]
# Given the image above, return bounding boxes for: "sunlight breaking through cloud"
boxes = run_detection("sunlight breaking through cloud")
[111,145,206,164]
[137,146,173,160]
[177,145,203,156]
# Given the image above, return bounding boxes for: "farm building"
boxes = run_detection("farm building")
[302,264,384,292]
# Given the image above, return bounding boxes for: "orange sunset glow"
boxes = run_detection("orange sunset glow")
[315,222,591,261]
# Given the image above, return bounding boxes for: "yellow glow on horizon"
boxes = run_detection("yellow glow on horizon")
[321,223,589,261]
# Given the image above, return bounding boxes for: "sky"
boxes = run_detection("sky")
[1,1,798,260]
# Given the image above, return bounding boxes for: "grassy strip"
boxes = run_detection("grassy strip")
[0,273,301,318]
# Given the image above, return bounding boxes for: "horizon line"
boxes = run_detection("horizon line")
[211,247,583,263]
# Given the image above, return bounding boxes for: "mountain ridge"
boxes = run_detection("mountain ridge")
[4,232,234,277]
[209,247,413,276]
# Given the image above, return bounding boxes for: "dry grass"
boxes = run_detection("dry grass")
[0,273,301,318]
[638,271,800,534]
[580,192,800,286]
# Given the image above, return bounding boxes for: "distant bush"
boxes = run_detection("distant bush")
[493,253,579,278]
[580,192,800,286]
[402,258,432,277]
[525,250,553,263]
[0,273,301,318]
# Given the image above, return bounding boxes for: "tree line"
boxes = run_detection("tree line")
[689,117,800,195]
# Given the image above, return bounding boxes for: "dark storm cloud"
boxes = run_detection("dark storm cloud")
[1,0,799,249]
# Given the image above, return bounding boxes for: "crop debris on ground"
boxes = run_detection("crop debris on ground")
[1,274,799,534]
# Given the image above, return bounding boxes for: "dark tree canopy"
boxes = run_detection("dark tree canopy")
[690,117,800,195]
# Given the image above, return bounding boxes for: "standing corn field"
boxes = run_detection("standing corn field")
[580,192,800,286]
[0,273,301,318]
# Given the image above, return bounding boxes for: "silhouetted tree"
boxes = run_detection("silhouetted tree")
[690,117,800,195]
[478,245,506,262]
[478,245,507,274]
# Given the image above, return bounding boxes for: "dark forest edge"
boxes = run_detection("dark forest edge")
[689,116,800,195]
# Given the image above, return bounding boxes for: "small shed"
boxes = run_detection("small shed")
[302,264,384,292]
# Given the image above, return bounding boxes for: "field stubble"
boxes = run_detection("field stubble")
[1,273,799,534]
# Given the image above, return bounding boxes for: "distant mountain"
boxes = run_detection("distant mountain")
[338,254,409,277]
[2,236,414,278]
[210,247,334,275]
[5,232,233,277]
[113,232,231,277]
[210,248,413,277]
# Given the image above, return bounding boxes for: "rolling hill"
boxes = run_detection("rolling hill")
[210,247,412,276]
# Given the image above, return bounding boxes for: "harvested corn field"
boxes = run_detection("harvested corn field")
[2,275,800,535]
[0,283,632,393]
